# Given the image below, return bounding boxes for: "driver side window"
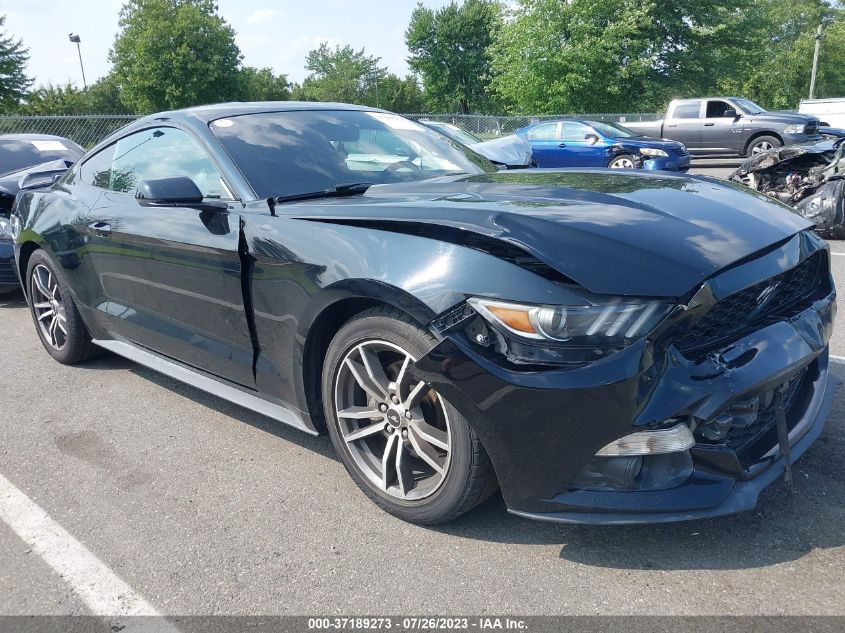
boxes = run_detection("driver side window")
[706,100,734,118]
[109,127,230,199]
[561,122,592,142]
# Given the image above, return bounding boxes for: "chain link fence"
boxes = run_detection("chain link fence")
[0,115,141,149]
[0,112,660,148]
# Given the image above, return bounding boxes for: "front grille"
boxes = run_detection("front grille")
[675,251,827,359]
[804,121,819,135]
[669,146,689,157]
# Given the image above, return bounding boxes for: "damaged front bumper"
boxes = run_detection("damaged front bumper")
[413,235,837,524]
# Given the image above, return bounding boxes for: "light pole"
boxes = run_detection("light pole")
[68,33,87,89]
[809,24,823,100]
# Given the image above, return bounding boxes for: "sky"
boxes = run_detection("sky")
[1,0,454,88]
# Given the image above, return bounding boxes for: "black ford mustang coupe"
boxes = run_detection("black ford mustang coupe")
[11,103,837,524]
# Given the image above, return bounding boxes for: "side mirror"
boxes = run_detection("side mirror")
[585,134,600,145]
[136,176,203,206]
[723,108,738,119]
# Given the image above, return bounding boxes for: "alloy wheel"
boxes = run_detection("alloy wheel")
[752,141,774,154]
[610,157,635,168]
[31,264,68,350]
[334,340,452,501]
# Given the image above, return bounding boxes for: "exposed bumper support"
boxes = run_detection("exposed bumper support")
[509,364,838,525]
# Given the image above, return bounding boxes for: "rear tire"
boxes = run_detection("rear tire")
[746,135,781,156]
[322,306,498,524]
[26,250,98,365]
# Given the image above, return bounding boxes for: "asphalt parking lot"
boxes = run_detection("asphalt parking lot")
[688,156,742,179]
[1,167,843,618]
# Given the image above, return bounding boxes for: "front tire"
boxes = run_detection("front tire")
[608,154,636,169]
[746,135,781,156]
[26,250,98,365]
[322,306,498,524]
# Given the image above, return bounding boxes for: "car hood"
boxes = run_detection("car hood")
[294,169,811,298]
[746,111,818,126]
[469,134,533,166]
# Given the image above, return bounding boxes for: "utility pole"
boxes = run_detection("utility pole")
[809,24,822,100]
[68,33,87,89]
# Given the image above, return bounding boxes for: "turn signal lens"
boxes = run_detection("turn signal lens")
[485,304,536,335]
[595,424,695,456]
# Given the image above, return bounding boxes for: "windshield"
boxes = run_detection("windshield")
[426,122,482,146]
[733,98,767,115]
[0,137,83,178]
[209,110,496,199]
[585,121,639,139]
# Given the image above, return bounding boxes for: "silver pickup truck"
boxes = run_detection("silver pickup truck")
[625,97,820,157]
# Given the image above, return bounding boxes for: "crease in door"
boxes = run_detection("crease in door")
[237,217,261,380]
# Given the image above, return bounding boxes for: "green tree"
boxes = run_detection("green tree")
[239,67,291,101]
[712,0,845,109]
[297,42,386,106]
[0,14,33,112]
[87,74,132,114]
[406,0,501,114]
[19,83,90,115]
[109,0,243,113]
[20,75,129,115]
[378,74,426,113]
[19,75,131,115]
[489,0,728,114]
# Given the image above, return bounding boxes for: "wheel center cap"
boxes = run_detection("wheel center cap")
[386,409,402,428]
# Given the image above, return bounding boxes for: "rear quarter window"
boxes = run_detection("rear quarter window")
[670,102,702,119]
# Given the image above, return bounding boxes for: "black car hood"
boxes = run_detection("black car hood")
[294,170,811,298]
[0,159,74,196]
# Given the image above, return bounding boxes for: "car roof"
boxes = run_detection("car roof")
[137,101,385,126]
[0,133,78,142]
[525,119,588,126]
[671,97,742,103]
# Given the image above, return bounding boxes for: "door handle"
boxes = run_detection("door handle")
[666,124,678,128]
[704,122,715,126]
[89,221,112,236]
[558,143,567,147]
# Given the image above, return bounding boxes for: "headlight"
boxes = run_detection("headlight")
[0,217,13,240]
[784,124,805,134]
[639,147,668,158]
[466,297,672,366]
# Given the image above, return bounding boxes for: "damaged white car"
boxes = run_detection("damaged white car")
[729,138,845,237]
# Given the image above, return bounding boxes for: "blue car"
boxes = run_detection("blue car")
[516,119,691,171]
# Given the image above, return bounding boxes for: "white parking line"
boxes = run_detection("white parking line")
[0,472,174,626]
[830,252,845,257]
[830,355,845,365]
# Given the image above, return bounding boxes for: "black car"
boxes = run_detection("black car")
[1,134,84,294]
[11,103,837,525]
